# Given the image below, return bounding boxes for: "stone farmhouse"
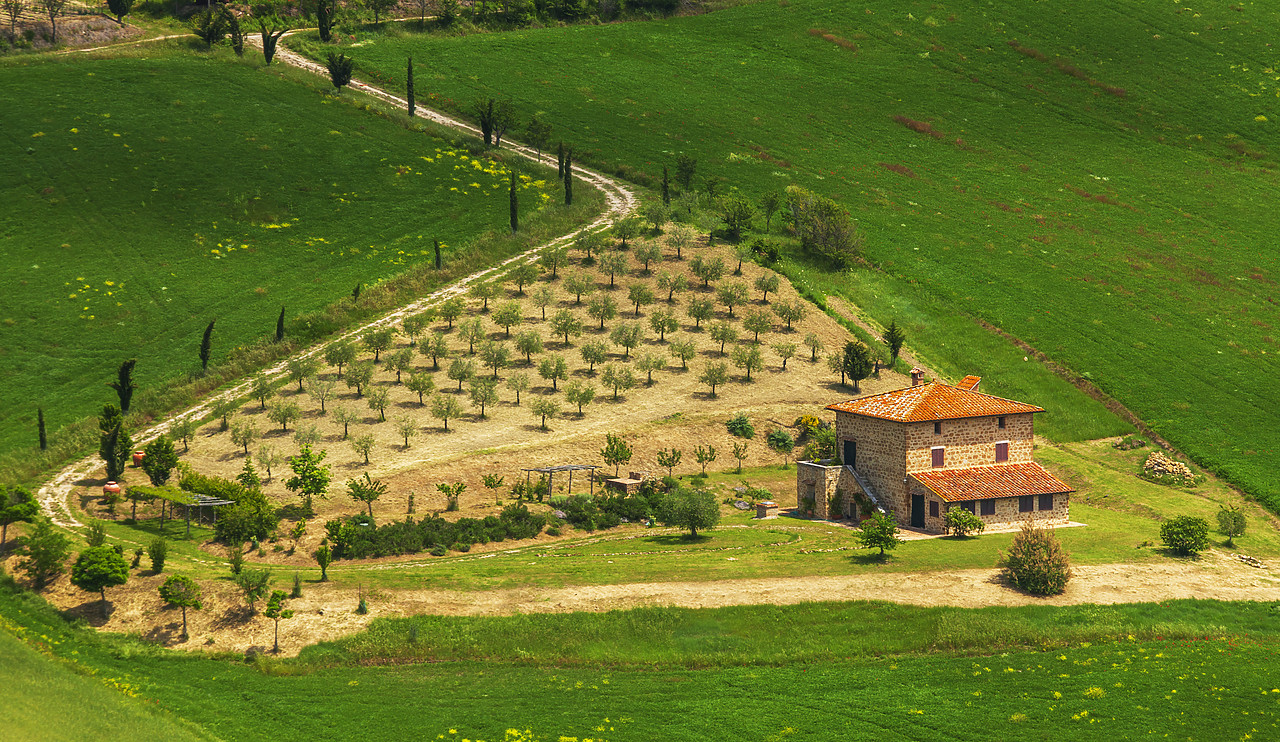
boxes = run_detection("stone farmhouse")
[796,371,1073,533]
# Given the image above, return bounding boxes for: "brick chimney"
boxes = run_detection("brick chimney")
[910,367,925,387]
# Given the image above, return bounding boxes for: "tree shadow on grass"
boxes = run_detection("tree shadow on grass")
[847,552,893,566]
[644,533,712,546]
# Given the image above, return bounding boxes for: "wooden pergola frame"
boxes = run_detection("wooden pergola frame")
[520,464,601,500]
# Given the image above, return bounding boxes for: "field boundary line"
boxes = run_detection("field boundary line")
[37,37,637,528]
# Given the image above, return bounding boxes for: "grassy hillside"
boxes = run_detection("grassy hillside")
[0,49,560,458]
[314,0,1280,507]
[2,576,1277,741]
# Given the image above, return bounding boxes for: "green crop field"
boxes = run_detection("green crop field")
[3,576,1278,741]
[0,48,566,460]
[307,0,1280,509]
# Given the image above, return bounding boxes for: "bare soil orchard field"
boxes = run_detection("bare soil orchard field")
[72,238,895,558]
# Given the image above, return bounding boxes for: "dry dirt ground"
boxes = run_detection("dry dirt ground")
[70,241,909,565]
[9,549,1277,658]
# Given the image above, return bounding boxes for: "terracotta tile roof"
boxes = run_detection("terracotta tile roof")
[910,462,1074,503]
[825,382,1043,422]
[956,375,982,391]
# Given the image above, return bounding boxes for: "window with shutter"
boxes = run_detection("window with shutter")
[1038,493,1054,511]
[980,499,995,516]
[995,441,1009,463]
[931,447,944,468]
[1019,496,1034,513]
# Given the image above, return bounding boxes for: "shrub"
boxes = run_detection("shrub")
[943,508,985,537]
[998,522,1071,595]
[546,527,561,537]
[1160,515,1211,556]
[147,537,168,573]
[430,545,447,557]
[725,413,755,439]
[793,414,825,440]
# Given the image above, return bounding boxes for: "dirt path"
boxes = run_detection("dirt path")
[36,36,636,529]
[22,550,1278,657]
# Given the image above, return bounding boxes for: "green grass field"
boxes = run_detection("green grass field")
[3,575,1278,741]
[308,0,1280,510]
[0,48,565,459]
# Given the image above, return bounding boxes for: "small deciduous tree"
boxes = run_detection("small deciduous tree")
[731,441,749,473]
[772,341,797,370]
[71,545,129,619]
[565,380,596,415]
[230,421,259,456]
[158,575,202,640]
[525,113,553,162]
[709,322,738,356]
[529,398,560,431]
[267,399,302,431]
[251,375,276,410]
[491,302,524,339]
[690,255,725,288]
[694,445,717,475]
[549,309,583,346]
[515,330,544,365]
[393,416,418,449]
[600,364,637,401]
[506,372,530,405]
[743,310,773,343]
[235,567,270,613]
[597,251,629,287]
[447,357,475,392]
[314,544,332,581]
[773,299,806,331]
[365,387,391,422]
[686,297,714,329]
[324,341,356,378]
[666,223,695,260]
[600,433,633,475]
[657,270,688,303]
[480,340,510,379]
[332,405,358,440]
[668,337,697,369]
[587,294,618,331]
[720,191,755,242]
[431,394,463,431]
[469,378,499,417]
[141,435,179,486]
[656,448,682,477]
[627,283,655,318]
[362,328,395,363]
[766,428,795,466]
[305,377,336,414]
[611,214,642,248]
[264,590,293,653]
[387,348,414,383]
[347,472,387,519]
[635,352,667,385]
[699,361,729,398]
[538,355,568,391]
[422,332,449,370]
[406,372,435,405]
[731,344,764,381]
[438,297,465,328]
[608,323,644,359]
[256,445,283,481]
[564,272,595,305]
[285,445,330,516]
[658,487,720,538]
[482,473,506,504]
[856,511,900,558]
[469,282,498,312]
[716,281,749,318]
[1217,505,1247,547]
[634,241,662,274]
[350,434,376,465]
[804,333,825,362]
[437,481,466,511]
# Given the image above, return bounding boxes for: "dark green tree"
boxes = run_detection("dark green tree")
[346,472,387,519]
[253,2,293,66]
[884,321,907,366]
[106,0,132,25]
[71,545,129,619]
[326,52,354,91]
[314,544,333,581]
[200,320,215,372]
[142,436,179,487]
[661,166,671,206]
[264,590,293,653]
[109,358,137,413]
[525,113,552,163]
[0,486,38,547]
[311,0,338,41]
[275,305,286,342]
[158,575,202,640]
[285,445,330,516]
[1217,505,1247,547]
[564,147,573,205]
[1160,515,1211,556]
[37,408,47,451]
[98,405,131,483]
[600,432,632,476]
[842,341,874,393]
[857,511,900,557]
[509,171,518,232]
[406,56,415,118]
[658,487,720,538]
[224,6,245,56]
[674,153,697,191]
[15,518,70,588]
[190,8,227,47]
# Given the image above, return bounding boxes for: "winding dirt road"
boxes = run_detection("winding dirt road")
[37,36,637,528]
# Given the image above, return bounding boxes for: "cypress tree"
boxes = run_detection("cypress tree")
[109,359,137,413]
[352,283,361,303]
[434,239,442,269]
[509,171,518,232]
[564,148,573,206]
[276,305,286,342]
[662,166,671,206]
[407,56,415,118]
[199,320,215,372]
[38,407,47,451]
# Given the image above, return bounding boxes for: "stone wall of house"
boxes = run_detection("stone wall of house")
[908,480,947,533]
[833,413,908,517]
[905,413,1035,473]
[940,492,1070,531]
[796,460,841,518]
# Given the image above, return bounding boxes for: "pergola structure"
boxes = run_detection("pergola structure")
[154,488,234,538]
[520,464,601,500]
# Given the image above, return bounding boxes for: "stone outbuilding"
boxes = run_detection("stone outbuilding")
[797,374,1072,533]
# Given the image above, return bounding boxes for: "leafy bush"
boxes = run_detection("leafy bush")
[725,413,755,439]
[181,468,279,544]
[999,522,1071,595]
[325,503,546,560]
[545,527,562,537]
[943,508,985,537]
[793,414,825,440]
[1160,515,1211,556]
[147,537,168,573]
[801,426,837,462]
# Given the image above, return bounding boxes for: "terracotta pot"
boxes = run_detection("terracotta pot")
[132,451,146,467]
[103,481,122,496]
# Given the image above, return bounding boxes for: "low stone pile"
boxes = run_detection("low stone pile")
[1237,554,1266,569]
[1142,451,1197,486]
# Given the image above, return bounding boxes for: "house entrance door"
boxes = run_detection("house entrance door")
[843,440,856,469]
[911,494,925,528]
